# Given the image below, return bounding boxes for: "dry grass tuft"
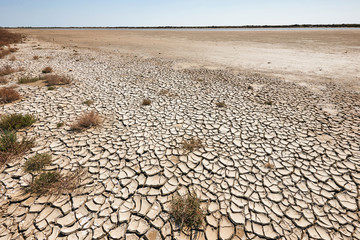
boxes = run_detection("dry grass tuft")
[33,55,39,60]
[182,138,203,152]
[0,87,21,103]
[0,65,16,76]
[27,169,83,195]
[264,100,273,106]
[0,113,36,131]
[9,56,16,61]
[0,130,35,167]
[170,191,204,231]
[23,153,52,173]
[83,100,94,106]
[56,122,64,128]
[70,111,101,131]
[142,99,152,106]
[45,74,72,86]
[42,66,53,73]
[0,77,8,85]
[215,101,226,108]
[264,162,275,169]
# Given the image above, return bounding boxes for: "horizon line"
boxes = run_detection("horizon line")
[2,23,360,29]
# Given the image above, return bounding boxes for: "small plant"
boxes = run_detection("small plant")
[142,99,151,106]
[0,77,8,84]
[83,100,94,106]
[264,162,275,169]
[23,153,52,173]
[42,66,53,73]
[170,191,204,232]
[264,100,273,106]
[0,65,16,76]
[18,76,44,84]
[70,111,100,131]
[0,130,35,166]
[215,101,226,108]
[0,87,21,103]
[56,122,64,128]
[182,138,203,152]
[0,114,36,131]
[27,170,82,195]
[47,86,55,90]
[45,74,72,86]
[0,130,17,152]
[33,56,39,60]
[159,89,169,95]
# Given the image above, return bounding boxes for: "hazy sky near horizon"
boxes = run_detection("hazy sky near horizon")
[1,0,359,27]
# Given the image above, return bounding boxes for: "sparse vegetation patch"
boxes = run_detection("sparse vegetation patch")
[0,130,35,166]
[18,76,45,84]
[170,191,204,231]
[27,170,82,195]
[0,113,36,131]
[24,153,52,173]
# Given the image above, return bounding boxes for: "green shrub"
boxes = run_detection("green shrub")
[0,131,35,166]
[0,130,17,151]
[170,191,204,231]
[28,171,60,194]
[24,153,52,173]
[47,86,55,90]
[18,76,44,84]
[0,114,36,131]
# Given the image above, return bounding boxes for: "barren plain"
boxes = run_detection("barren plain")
[0,29,359,240]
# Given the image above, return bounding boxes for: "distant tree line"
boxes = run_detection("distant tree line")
[1,24,360,29]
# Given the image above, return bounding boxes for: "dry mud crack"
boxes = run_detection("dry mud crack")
[0,39,359,240]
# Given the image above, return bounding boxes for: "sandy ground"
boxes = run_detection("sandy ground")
[15,29,360,91]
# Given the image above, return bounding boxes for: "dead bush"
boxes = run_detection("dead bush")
[0,65,16,76]
[142,99,152,106]
[45,74,72,86]
[70,111,100,131]
[0,87,21,103]
[42,66,53,73]
[182,138,203,152]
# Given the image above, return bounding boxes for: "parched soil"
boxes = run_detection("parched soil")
[0,30,359,240]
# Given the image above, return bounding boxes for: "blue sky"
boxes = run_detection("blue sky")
[1,0,359,27]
